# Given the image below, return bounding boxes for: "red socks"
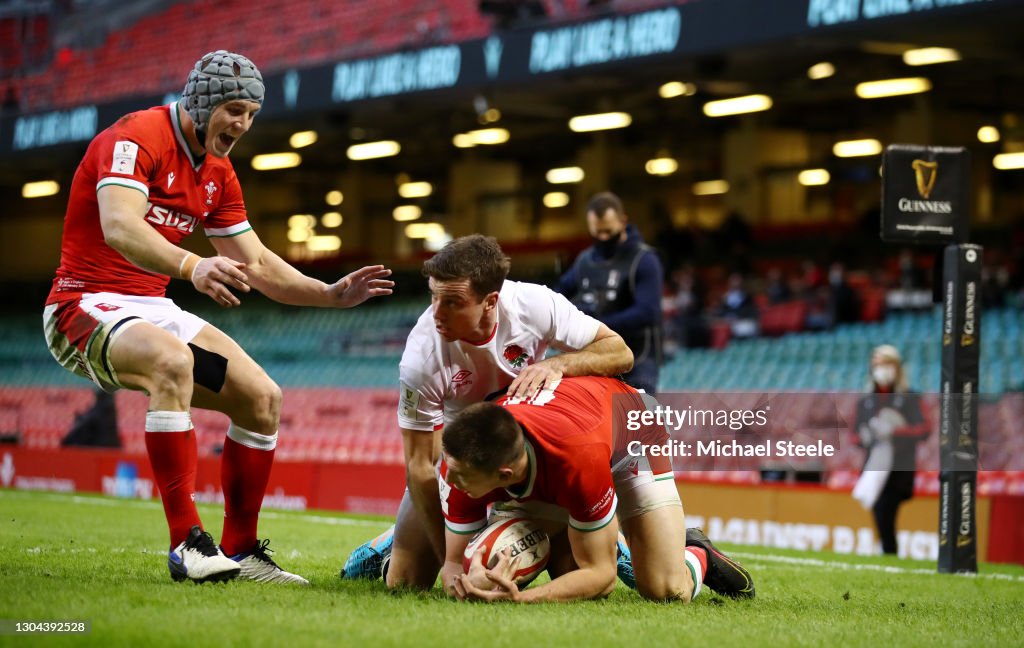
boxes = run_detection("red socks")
[219,426,277,556]
[144,411,201,547]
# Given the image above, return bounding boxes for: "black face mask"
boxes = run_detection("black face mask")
[593,233,622,258]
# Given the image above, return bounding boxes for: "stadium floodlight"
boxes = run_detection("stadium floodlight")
[405,222,445,239]
[347,140,400,160]
[902,47,961,66]
[543,192,570,208]
[469,128,510,145]
[693,180,729,195]
[545,167,585,184]
[993,152,1024,170]
[288,214,316,229]
[807,62,835,80]
[306,235,341,252]
[798,169,831,186]
[393,205,422,221]
[251,152,301,170]
[398,181,433,199]
[977,126,1000,143]
[659,81,696,99]
[289,130,318,148]
[452,133,475,148]
[325,190,343,206]
[855,77,931,99]
[22,180,60,198]
[568,112,632,132]
[287,215,314,243]
[645,157,678,176]
[702,94,772,117]
[833,138,883,157]
[321,212,343,228]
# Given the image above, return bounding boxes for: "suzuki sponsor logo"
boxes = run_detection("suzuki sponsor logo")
[145,204,198,233]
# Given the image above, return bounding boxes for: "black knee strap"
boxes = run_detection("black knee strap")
[189,343,228,393]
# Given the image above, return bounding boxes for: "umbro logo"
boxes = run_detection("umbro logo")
[167,172,175,188]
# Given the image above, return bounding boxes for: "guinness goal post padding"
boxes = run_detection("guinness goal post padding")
[881,145,970,244]
[937,244,982,574]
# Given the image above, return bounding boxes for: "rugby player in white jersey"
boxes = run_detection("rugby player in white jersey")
[341,235,635,588]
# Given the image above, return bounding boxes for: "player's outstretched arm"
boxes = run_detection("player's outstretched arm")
[458,523,618,603]
[210,230,393,307]
[508,324,632,399]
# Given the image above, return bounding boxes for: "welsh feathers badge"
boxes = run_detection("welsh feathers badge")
[503,344,529,369]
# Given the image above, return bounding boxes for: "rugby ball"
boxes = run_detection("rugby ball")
[462,517,550,587]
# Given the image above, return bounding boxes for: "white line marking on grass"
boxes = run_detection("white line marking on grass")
[731,551,1024,583]
[260,510,386,528]
[0,489,387,527]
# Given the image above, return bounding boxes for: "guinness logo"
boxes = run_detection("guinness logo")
[912,159,938,199]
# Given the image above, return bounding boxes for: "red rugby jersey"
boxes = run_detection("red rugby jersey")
[48,102,250,302]
[441,376,664,534]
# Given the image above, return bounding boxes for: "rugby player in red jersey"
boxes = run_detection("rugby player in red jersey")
[439,376,755,602]
[43,50,393,584]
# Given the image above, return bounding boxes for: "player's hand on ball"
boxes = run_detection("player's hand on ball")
[191,256,249,307]
[326,265,394,308]
[458,548,521,602]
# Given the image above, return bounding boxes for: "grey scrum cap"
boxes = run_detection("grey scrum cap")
[181,50,264,132]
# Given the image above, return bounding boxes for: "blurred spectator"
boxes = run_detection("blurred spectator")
[765,267,792,304]
[713,272,758,339]
[829,262,860,324]
[800,259,825,294]
[665,264,709,351]
[851,345,930,555]
[557,191,664,394]
[806,262,858,330]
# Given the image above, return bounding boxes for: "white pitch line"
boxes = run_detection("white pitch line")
[731,551,1024,583]
[0,489,388,528]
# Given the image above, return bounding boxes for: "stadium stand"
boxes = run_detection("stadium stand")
[2,0,693,113]
[2,297,1021,491]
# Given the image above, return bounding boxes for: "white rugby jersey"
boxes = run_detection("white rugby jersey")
[398,280,601,431]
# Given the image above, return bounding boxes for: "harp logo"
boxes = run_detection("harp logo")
[912,159,938,199]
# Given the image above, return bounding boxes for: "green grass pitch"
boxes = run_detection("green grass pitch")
[1,489,1022,647]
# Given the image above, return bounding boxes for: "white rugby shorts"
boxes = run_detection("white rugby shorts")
[43,293,208,392]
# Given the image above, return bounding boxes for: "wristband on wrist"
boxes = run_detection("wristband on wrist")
[178,253,200,281]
